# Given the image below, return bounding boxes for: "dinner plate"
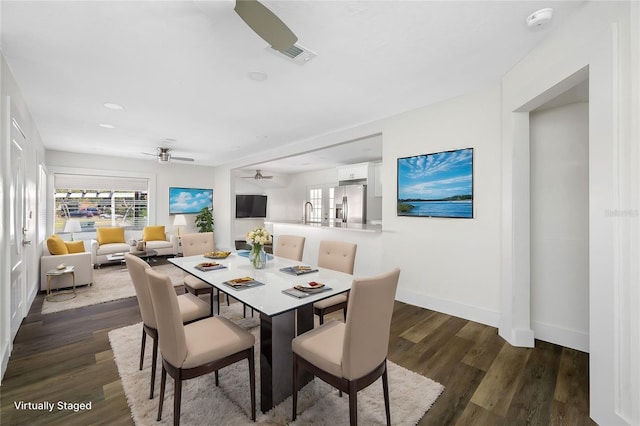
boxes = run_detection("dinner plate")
[204,251,231,259]
[296,281,325,291]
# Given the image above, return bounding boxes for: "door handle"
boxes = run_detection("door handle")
[22,240,31,246]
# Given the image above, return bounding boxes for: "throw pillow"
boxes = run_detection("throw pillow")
[64,240,85,253]
[143,226,166,241]
[96,227,125,245]
[47,235,69,255]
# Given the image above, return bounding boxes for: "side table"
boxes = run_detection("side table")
[46,266,76,301]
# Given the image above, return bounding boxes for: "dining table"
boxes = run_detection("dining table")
[168,250,354,413]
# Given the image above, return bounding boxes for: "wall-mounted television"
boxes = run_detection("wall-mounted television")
[236,194,267,218]
[169,187,213,215]
[397,148,474,218]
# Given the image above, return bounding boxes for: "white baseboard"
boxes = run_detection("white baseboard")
[0,340,11,384]
[395,288,501,328]
[531,320,589,353]
[498,325,535,348]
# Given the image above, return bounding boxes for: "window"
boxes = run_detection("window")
[308,188,322,223]
[308,185,335,222]
[54,174,149,233]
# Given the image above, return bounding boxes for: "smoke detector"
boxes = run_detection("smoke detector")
[526,8,553,28]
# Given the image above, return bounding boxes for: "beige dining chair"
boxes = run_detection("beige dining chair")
[313,240,357,324]
[124,253,211,399]
[292,268,400,426]
[180,232,227,316]
[145,268,256,426]
[273,235,305,261]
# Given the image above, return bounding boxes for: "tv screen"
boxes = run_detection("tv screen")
[236,194,267,218]
[169,187,213,215]
[397,148,473,218]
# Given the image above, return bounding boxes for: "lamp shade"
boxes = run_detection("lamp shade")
[63,220,82,233]
[173,214,187,226]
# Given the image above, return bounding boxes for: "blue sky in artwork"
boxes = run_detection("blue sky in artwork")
[397,148,473,200]
[169,188,212,213]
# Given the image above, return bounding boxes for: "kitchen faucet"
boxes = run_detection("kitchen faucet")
[303,201,313,224]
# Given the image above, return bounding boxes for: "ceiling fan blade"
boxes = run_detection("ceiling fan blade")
[141,152,157,157]
[234,0,297,52]
[171,156,195,162]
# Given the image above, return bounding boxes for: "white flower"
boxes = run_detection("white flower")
[247,227,271,245]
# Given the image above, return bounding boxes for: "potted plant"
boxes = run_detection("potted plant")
[194,207,214,233]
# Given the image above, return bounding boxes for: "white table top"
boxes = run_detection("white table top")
[46,266,75,275]
[169,253,354,317]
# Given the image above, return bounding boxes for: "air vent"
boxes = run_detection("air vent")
[281,45,304,59]
[266,43,316,65]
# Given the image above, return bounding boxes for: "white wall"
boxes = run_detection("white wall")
[1,53,47,382]
[530,102,589,352]
[383,85,503,327]
[501,2,639,423]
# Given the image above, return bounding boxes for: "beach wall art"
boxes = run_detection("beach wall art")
[397,148,474,218]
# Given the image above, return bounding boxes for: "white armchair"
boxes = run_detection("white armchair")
[41,243,94,291]
[143,233,179,256]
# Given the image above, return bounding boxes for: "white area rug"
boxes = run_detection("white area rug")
[41,263,184,315]
[109,310,444,425]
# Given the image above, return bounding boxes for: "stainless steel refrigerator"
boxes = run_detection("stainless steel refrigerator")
[333,184,367,224]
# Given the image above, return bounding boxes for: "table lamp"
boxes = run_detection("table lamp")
[173,214,187,236]
[63,220,82,241]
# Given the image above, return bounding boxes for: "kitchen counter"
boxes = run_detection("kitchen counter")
[266,220,383,276]
[265,220,382,233]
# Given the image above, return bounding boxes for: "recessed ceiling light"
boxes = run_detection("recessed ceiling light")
[248,71,268,82]
[99,123,115,129]
[103,102,125,110]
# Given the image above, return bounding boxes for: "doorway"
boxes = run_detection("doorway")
[529,81,589,351]
[9,114,27,339]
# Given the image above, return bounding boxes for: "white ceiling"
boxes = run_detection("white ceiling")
[0,1,583,174]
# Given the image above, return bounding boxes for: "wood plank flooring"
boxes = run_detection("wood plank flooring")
[1,283,595,425]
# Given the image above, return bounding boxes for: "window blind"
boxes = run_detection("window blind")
[54,173,148,191]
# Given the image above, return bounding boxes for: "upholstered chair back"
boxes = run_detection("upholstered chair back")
[342,268,400,380]
[317,240,357,274]
[274,235,305,261]
[145,268,188,368]
[181,232,215,257]
[125,253,157,329]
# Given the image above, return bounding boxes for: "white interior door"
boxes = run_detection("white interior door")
[9,117,27,339]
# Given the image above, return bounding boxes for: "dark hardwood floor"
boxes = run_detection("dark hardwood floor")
[1,283,594,425]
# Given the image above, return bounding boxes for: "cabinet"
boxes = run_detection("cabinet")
[337,163,369,182]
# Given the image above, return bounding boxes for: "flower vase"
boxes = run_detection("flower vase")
[250,245,267,269]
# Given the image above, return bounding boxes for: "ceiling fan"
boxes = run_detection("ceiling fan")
[234,0,298,52]
[243,169,273,180]
[142,147,195,163]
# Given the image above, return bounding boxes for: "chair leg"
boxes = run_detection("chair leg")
[382,361,391,426]
[343,306,347,321]
[150,335,158,399]
[348,380,358,426]
[249,348,256,421]
[174,375,182,426]
[215,289,220,315]
[292,353,298,421]
[319,309,325,325]
[215,370,219,386]
[140,329,147,370]
[157,366,167,421]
